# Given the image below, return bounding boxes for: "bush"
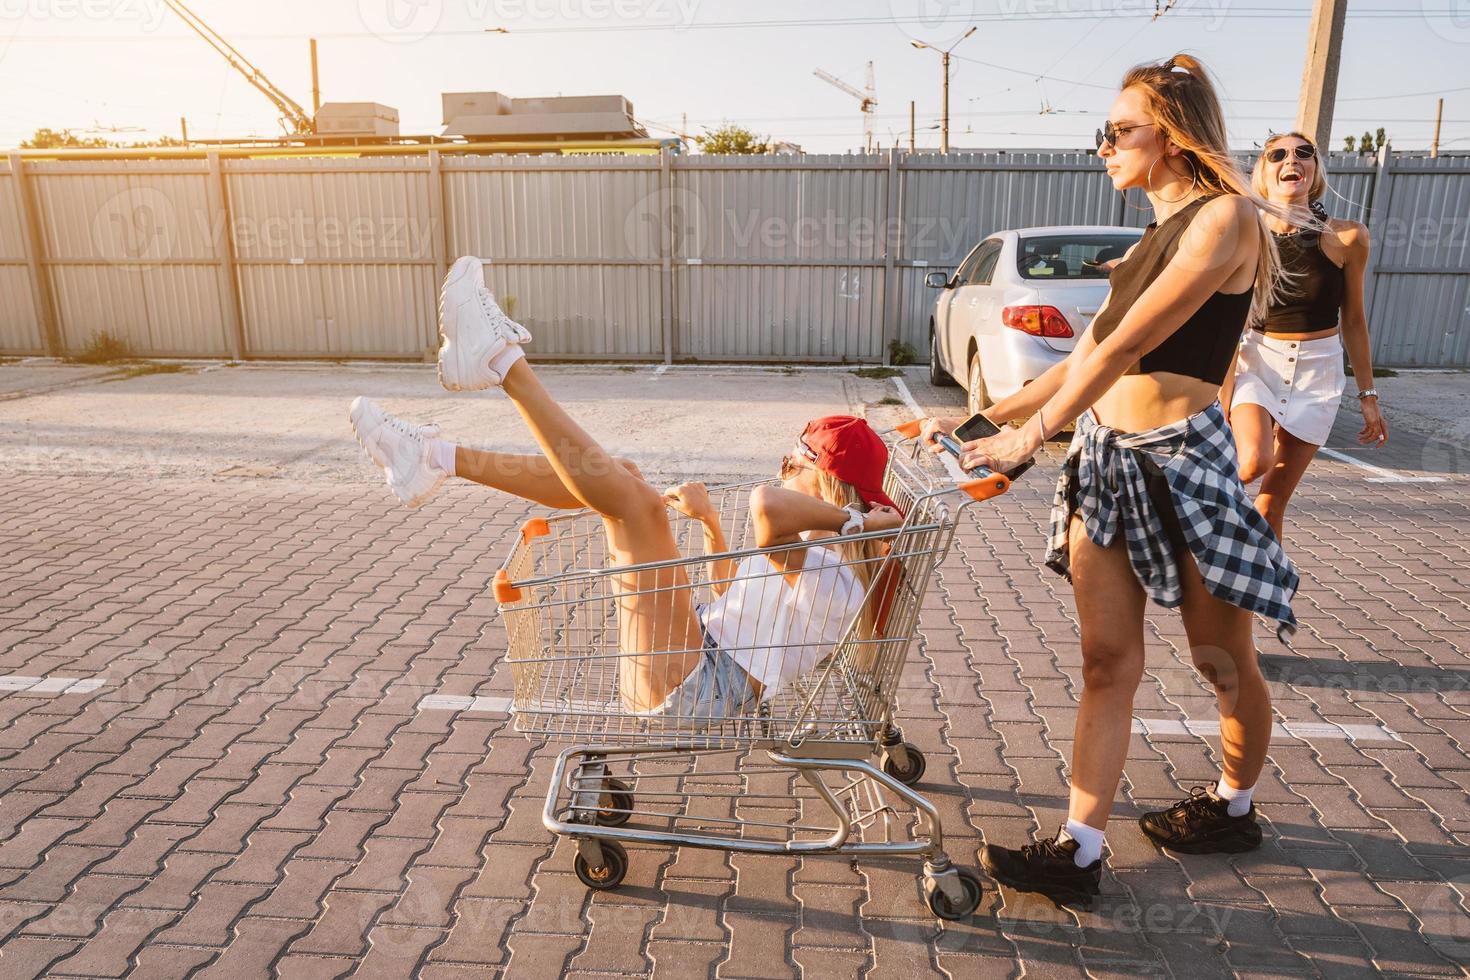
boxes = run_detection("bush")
[67,331,132,365]
[888,340,917,366]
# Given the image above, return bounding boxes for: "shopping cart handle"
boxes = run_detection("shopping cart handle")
[893,418,1010,500]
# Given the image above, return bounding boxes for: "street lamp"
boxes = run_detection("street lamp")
[911,26,976,154]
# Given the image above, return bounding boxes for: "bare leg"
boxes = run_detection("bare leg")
[498,360,702,709]
[454,446,646,511]
[1254,429,1320,541]
[1230,402,1276,484]
[1065,516,1148,831]
[1176,548,1272,792]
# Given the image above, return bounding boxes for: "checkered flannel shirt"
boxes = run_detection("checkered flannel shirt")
[1045,400,1299,641]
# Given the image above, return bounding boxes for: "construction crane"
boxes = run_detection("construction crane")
[160,0,315,136]
[814,62,876,154]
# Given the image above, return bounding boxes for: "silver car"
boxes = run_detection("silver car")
[926,225,1143,414]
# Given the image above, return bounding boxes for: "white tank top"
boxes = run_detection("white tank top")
[700,544,865,699]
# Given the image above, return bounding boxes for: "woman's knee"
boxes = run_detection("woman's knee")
[613,456,646,482]
[1079,643,1145,693]
[610,476,666,526]
[1236,444,1274,484]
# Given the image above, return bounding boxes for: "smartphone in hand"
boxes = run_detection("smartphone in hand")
[951,413,1037,481]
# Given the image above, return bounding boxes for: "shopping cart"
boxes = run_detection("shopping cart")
[492,419,1008,919]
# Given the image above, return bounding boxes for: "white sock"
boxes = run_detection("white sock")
[488,343,524,384]
[1215,779,1255,817]
[429,438,457,477]
[1058,819,1105,867]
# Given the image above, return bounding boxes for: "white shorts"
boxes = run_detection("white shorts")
[1232,331,1346,446]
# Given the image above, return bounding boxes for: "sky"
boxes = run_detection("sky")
[0,0,1468,153]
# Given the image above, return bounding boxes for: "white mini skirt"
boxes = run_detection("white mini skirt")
[1232,331,1346,446]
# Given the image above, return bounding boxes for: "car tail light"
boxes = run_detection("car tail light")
[1001,305,1074,338]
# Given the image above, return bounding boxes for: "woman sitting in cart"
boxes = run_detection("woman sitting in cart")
[349,257,904,718]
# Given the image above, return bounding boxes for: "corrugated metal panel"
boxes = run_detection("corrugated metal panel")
[23,161,226,356]
[676,264,882,361]
[1370,273,1470,368]
[0,165,44,352]
[443,154,662,357]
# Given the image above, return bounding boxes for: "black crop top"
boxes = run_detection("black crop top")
[1090,196,1253,385]
[1257,228,1343,335]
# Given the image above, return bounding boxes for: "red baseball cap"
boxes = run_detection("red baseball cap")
[793,415,899,512]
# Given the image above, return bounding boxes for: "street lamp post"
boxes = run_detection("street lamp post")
[912,26,976,154]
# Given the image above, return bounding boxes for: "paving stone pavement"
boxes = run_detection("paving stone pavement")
[0,364,1468,979]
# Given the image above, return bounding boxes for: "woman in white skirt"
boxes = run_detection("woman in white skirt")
[1226,131,1389,538]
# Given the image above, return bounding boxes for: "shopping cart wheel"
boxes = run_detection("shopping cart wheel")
[925,867,984,920]
[595,778,634,827]
[881,742,927,786]
[574,840,628,891]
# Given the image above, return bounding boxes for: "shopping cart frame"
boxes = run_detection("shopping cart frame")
[493,418,1008,919]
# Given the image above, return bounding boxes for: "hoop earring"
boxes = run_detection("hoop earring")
[1147,154,1199,203]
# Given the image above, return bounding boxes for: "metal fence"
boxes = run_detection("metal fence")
[2,147,1465,367]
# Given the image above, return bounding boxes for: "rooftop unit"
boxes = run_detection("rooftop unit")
[315,102,400,137]
[441,92,646,141]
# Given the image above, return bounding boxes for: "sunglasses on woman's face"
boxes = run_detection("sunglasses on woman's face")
[1094,121,1152,149]
[1265,144,1316,163]
[779,455,809,479]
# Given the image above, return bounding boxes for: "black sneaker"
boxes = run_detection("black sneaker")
[1139,786,1263,854]
[979,829,1102,908]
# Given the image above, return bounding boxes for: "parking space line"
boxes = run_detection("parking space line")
[419,694,513,714]
[1133,716,1399,742]
[0,675,106,695]
[1317,447,1445,484]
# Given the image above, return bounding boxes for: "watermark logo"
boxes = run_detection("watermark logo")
[357,0,445,43]
[1425,0,1470,45]
[623,184,708,258]
[92,186,176,269]
[887,0,980,45]
[0,0,168,32]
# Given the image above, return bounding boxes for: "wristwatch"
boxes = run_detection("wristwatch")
[1357,388,1379,399]
[839,505,866,536]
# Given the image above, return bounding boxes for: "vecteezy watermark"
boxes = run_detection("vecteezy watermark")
[994,0,1229,32]
[0,0,167,30]
[357,0,702,42]
[90,187,438,267]
[1424,0,1470,45]
[887,0,982,45]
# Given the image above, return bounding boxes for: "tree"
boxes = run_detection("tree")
[20,127,112,149]
[693,124,770,155]
[1343,135,1357,152]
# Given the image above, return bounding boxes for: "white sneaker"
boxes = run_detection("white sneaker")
[437,256,533,391]
[349,396,448,508]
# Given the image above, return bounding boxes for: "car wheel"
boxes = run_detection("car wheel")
[928,323,956,387]
[967,350,990,415]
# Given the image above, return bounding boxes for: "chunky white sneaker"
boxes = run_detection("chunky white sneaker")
[437,256,534,391]
[349,396,448,508]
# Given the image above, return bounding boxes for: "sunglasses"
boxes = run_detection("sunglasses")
[779,454,813,479]
[1094,121,1153,149]
[1265,144,1316,163]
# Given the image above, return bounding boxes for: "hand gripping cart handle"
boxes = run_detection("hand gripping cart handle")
[890,418,1010,501]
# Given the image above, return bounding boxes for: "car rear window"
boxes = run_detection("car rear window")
[1017,233,1141,280]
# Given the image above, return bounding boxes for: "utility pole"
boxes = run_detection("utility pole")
[1294,0,1348,151]
[310,38,321,117]
[1431,97,1444,158]
[911,25,975,155]
[180,116,189,145]
[909,101,915,152]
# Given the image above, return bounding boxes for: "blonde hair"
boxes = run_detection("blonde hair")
[813,468,888,640]
[1252,130,1329,207]
[1120,54,1296,324]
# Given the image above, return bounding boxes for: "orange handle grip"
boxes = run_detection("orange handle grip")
[494,569,523,604]
[959,473,1010,501]
[894,418,926,440]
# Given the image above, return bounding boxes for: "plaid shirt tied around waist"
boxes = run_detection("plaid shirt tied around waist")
[1045,400,1299,641]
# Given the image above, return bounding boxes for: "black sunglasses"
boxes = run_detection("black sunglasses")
[1265,144,1316,163]
[1094,121,1153,149]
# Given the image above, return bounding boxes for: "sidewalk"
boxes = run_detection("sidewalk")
[0,362,1466,977]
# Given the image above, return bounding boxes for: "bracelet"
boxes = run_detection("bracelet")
[1357,388,1378,400]
[1035,409,1049,441]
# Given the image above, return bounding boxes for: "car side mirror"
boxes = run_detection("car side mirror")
[924,271,951,289]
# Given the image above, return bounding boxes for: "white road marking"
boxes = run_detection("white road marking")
[891,378,969,484]
[1133,716,1399,742]
[1317,446,1445,484]
[0,675,106,694]
[419,694,514,714]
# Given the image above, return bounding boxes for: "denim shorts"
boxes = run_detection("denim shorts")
[641,609,756,720]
